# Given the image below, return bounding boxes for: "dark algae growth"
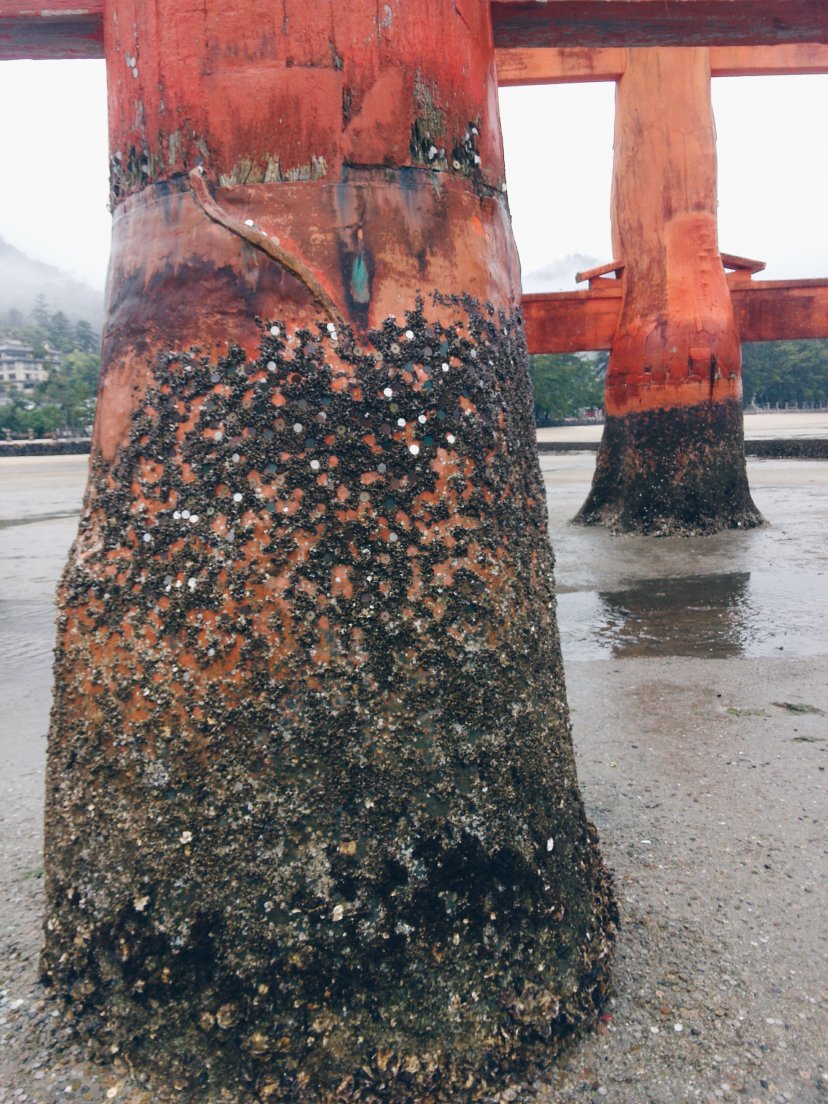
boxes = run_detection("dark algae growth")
[574,400,765,536]
[42,300,617,1102]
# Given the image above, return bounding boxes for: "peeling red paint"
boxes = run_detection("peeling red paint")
[606,48,741,417]
[103,0,505,201]
[4,1,828,61]
[98,173,520,459]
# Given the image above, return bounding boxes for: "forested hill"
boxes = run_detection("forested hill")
[0,238,104,329]
[742,340,828,409]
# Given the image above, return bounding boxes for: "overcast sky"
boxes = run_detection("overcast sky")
[0,59,824,292]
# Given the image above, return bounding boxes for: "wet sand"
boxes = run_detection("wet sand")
[537,410,828,444]
[1,451,826,1103]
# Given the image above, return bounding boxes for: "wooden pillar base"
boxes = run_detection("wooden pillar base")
[42,298,617,1100]
[573,399,764,535]
[41,0,618,1089]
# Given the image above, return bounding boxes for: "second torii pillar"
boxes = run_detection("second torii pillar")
[575,47,763,535]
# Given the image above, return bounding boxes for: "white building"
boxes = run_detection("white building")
[0,338,61,391]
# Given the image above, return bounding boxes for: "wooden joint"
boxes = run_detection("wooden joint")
[721,252,767,288]
[575,260,625,288]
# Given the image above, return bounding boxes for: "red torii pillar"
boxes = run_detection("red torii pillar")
[575,46,764,534]
[30,2,616,1100]
[3,3,828,1099]
[502,39,828,532]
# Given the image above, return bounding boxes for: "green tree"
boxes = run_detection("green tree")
[34,349,100,433]
[22,296,51,357]
[742,340,828,408]
[31,293,49,331]
[47,309,75,353]
[73,319,99,354]
[0,396,62,438]
[529,352,606,423]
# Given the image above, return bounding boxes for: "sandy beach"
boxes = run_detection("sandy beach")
[537,410,828,445]
[0,444,826,1103]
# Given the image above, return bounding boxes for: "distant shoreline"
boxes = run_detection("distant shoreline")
[535,439,828,458]
[3,411,828,461]
[0,438,92,457]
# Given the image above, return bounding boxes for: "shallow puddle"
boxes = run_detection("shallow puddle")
[0,510,79,530]
[557,570,828,660]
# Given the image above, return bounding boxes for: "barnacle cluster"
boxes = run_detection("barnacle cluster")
[42,298,616,1102]
[575,400,764,535]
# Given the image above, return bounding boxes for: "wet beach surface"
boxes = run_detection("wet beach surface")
[537,409,828,445]
[1,451,826,1103]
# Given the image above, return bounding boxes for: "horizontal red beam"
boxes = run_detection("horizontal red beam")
[731,280,828,343]
[2,0,828,62]
[497,42,828,85]
[0,16,102,58]
[0,0,96,10]
[709,43,828,76]
[523,280,828,354]
[491,1,828,50]
[497,46,625,86]
[0,1,102,59]
[522,289,620,353]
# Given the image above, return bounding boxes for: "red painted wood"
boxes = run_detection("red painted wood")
[94,0,518,455]
[0,0,98,10]
[496,45,625,85]
[103,0,504,204]
[601,48,740,415]
[496,42,828,85]
[709,43,828,75]
[522,281,828,355]
[522,289,620,353]
[732,280,828,343]
[39,2,624,1094]
[491,1,828,49]
[3,1,828,62]
[0,0,102,59]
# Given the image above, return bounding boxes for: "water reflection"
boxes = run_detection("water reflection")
[557,570,827,661]
[596,571,751,659]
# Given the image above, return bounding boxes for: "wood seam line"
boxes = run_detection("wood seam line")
[188,167,347,330]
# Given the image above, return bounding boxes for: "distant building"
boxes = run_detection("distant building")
[0,338,61,391]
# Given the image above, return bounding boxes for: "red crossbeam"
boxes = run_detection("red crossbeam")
[0,1,102,58]
[731,280,828,344]
[523,280,828,355]
[496,43,828,85]
[491,1,828,49]
[523,289,621,353]
[2,0,828,61]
